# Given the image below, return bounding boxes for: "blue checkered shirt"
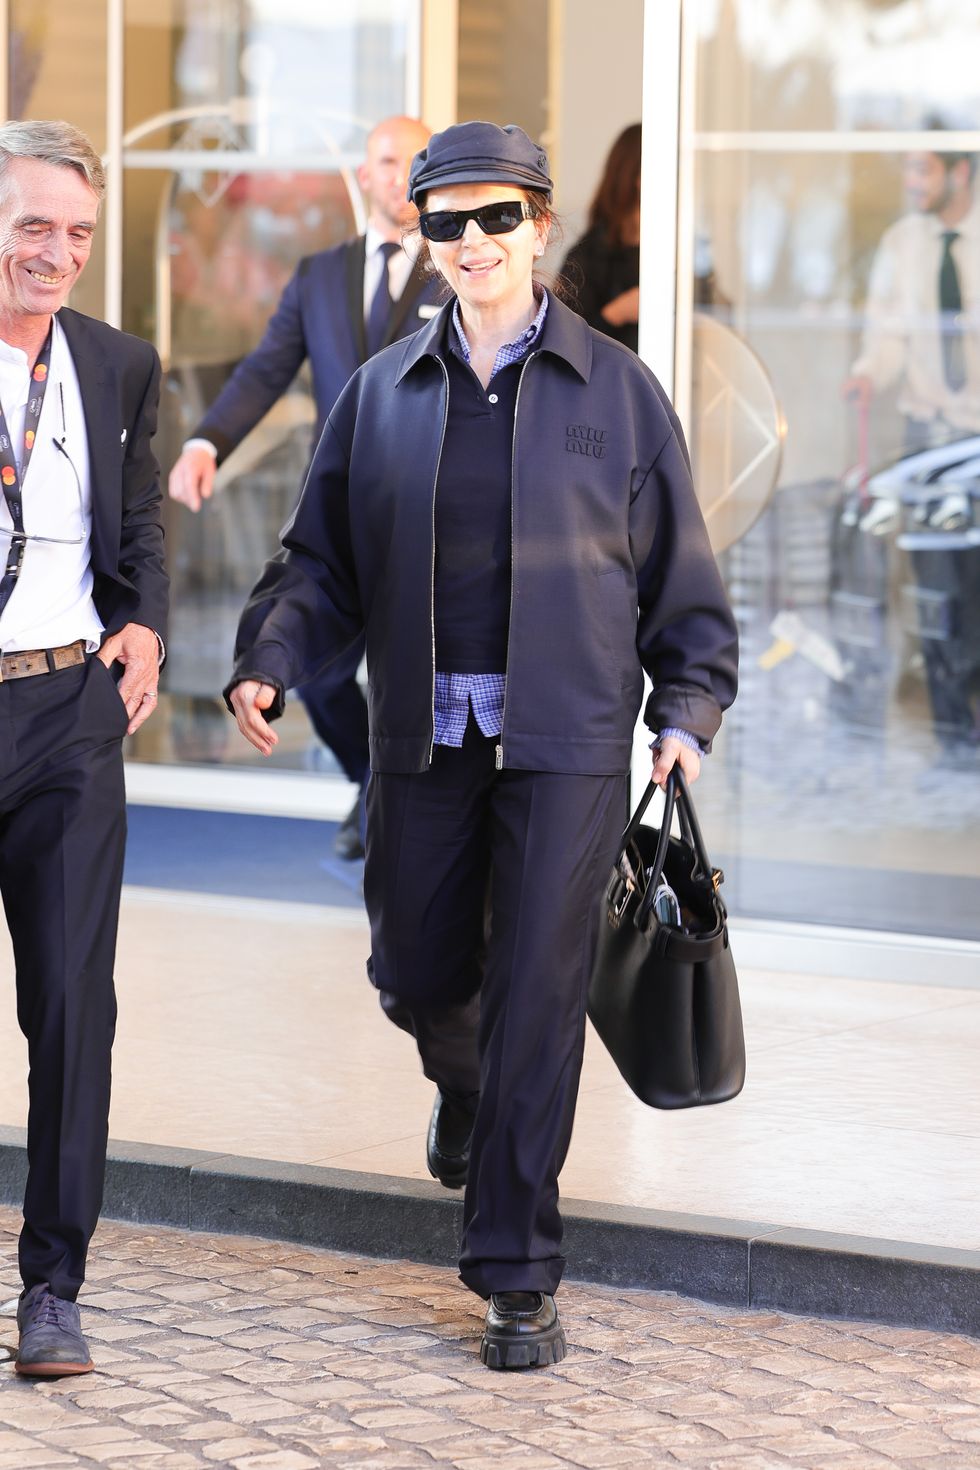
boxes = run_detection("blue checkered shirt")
[451,288,549,380]
[434,671,507,745]
[433,290,700,756]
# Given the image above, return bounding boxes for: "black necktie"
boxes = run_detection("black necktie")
[365,241,398,358]
[939,231,967,392]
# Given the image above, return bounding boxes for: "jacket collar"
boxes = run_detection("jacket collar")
[54,304,102,365]
[55,306,118,569]
[394,290,592,385]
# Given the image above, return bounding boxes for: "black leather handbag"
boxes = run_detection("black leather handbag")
[587,768,745,1109]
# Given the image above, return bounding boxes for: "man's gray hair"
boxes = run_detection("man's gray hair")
[0,120,106,202]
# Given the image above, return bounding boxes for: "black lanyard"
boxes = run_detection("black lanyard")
[0,325,53,618]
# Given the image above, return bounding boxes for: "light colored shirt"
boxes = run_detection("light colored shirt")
[0,316,103,654]
[852,200,980,431]
[451,287,549,382]
[362,225,417,316]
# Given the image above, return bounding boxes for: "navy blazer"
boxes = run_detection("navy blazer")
[58,307,169,646]
[193,237,445,462]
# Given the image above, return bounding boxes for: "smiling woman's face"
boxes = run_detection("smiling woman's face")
[423,182,548,317]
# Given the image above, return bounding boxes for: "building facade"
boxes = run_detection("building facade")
[4,0,978,971]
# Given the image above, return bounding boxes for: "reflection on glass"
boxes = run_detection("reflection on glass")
[693,0,980,134]
[845,139,980,447]
[120,0,413,769]
[689,314,783,553]
[844,133,980,777]
[689,1,980,940]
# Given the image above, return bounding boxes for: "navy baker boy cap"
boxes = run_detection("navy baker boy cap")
[407,121,554,204]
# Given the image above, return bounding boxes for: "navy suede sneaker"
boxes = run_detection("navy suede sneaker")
[16,1284,94,1377]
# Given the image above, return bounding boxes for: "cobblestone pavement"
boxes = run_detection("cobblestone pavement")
[2,1208,979,1469]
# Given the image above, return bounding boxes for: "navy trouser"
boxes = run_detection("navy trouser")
[296,634,369,786]
[364,717,626,1299]
[0,657,128,1301]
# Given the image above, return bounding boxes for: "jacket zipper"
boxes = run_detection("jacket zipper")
[428,356,451,767]
[496,349,538,772]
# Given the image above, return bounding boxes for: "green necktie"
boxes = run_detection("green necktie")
[939,231,966,392]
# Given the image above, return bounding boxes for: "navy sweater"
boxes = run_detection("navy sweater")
[433,344,521,674]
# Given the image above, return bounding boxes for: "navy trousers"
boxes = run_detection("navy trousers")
[364,718,626,1298]
[0,657,128,1301]
[295,634,369,786]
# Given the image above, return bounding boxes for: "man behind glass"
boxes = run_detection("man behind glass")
[845,128,980,456]
[844,123,980,763]
[169,117,440,857]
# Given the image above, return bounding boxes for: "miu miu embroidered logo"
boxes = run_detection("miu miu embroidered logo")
[565,424,608,458]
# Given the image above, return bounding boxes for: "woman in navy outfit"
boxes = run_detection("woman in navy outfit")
[227,122,738,1370]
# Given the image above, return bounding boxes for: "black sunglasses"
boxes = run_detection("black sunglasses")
[418,200,535,243]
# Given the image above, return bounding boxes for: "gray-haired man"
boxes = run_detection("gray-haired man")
[0,120,167,1375]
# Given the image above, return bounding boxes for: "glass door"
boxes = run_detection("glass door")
[117,0,419,769]
[672,0,980,940]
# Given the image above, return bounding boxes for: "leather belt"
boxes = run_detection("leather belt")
[0,639,88,682]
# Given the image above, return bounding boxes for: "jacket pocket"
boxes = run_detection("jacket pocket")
[596,567,639,693]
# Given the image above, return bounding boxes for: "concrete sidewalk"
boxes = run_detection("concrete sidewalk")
[0,887,978,1337]
[2,1207,980,1470]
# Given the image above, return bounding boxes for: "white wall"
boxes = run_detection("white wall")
[550,0,644,251]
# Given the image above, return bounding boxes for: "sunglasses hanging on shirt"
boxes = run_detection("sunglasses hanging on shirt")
[0,371,85,562]
[418,200,535,243]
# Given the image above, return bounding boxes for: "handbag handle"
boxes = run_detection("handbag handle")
[671,765,717,885]
[625,768,721,928]
[618,777,661,851]
[615,776,676,926]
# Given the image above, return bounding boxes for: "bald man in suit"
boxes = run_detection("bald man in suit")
[170,117,442,855]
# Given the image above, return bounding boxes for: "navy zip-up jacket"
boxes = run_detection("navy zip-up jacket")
[227,295,738,775]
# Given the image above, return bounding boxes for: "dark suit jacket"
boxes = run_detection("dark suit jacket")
[58,307,169,646]
[193,237,445,462]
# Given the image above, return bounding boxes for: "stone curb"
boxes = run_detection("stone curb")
[1,1126,977,1338]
